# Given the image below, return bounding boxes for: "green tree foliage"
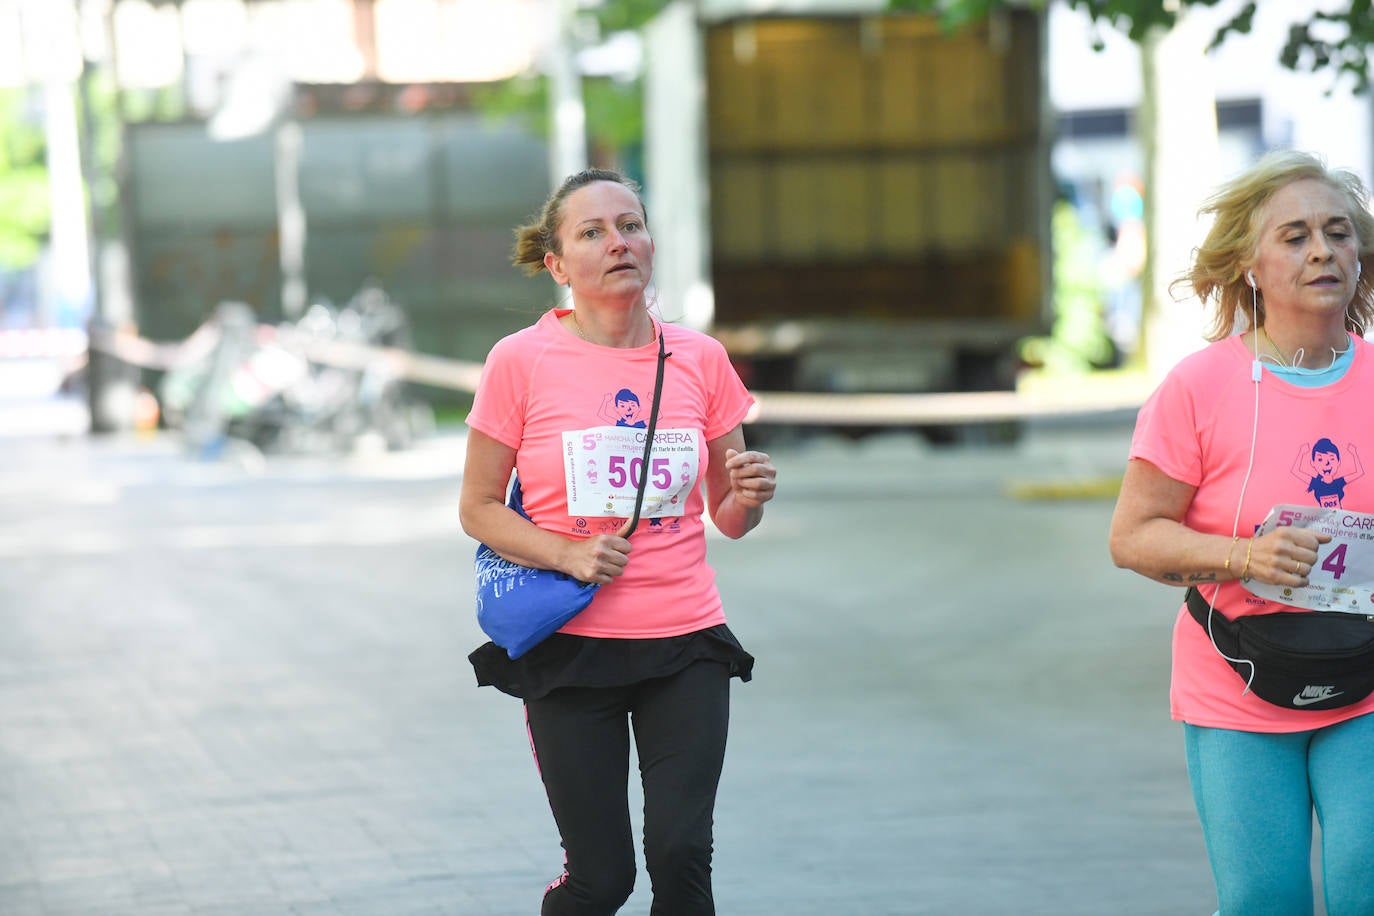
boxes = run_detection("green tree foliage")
[0,90,50,270]
[1019,199,1117,375]
[0,74,125,273]
[473,73,644,154]
[586,0,672,33]
[888,0,1374,91]
[471,0,670,163]
[1273,2,1374,93]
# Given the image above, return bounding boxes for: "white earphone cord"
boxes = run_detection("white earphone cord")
[1205,281,1265,695]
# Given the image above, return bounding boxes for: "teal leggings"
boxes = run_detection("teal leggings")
[1184,714,1374,916]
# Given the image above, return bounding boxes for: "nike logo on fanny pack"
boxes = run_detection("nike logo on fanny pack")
[1292,685,1344,706]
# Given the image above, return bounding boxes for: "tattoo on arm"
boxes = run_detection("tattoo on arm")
[1162,572,1218,584]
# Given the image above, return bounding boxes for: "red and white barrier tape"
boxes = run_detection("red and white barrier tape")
[86,326,1146,425]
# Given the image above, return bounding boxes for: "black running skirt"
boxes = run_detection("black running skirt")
[468,624,754,700]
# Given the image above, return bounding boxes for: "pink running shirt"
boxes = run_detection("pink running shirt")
[1130,333,1374,731]
[467,309,754,638]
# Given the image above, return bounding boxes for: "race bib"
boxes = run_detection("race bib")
[562,426,700,518]
[1246,504,1374,612]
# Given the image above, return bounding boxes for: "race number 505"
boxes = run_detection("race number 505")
[607,456,671,490]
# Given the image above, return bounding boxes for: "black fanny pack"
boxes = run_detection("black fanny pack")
[1185,586,1374,711]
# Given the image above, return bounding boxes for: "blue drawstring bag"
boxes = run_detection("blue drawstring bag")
[474,333,669,660]
[474,477,600,659]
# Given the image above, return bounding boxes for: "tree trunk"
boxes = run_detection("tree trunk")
[1138,12,1222,381]
[548,0,587,183]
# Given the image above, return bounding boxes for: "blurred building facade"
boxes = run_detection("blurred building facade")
[1,0,560,371]
[3,0,1371,377]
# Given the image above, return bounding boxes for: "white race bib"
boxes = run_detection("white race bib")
[1246,504,1374,612]
[562,426,700,518]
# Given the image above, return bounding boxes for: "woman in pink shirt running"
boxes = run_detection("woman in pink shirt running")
[460,168,777,915]
[1110,150,1374,915]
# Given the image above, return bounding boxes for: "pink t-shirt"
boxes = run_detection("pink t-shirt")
[467,309,754,638]
[1131,333,1374,731]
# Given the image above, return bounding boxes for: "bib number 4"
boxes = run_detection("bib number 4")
[1249,504,1374,611]
[1321,542,1349,580]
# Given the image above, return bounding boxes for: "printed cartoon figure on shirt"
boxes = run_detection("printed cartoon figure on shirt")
[599,388,645,428]
[1291,438,1364,508]
[563,383,701,523]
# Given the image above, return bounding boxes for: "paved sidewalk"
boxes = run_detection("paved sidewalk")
[1,423,1221,915]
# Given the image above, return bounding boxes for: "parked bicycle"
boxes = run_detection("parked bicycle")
[160,285,433,457]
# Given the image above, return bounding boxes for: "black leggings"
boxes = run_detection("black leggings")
[524,660,731,916]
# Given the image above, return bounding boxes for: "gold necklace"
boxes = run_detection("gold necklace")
[571,312,655,346]
[1259,326,1290,366]
[1260,325,1350,369]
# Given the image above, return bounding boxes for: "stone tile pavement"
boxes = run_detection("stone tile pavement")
[1,422,1223,914]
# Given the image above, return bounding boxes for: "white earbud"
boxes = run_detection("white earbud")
[1246,270,1257,289]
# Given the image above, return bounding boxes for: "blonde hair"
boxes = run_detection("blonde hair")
[1173,149,1374,341]
[511,168,646,276]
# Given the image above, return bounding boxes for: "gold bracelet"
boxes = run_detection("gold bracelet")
[1224,535,1240,575]
[1241,538,1254,582]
